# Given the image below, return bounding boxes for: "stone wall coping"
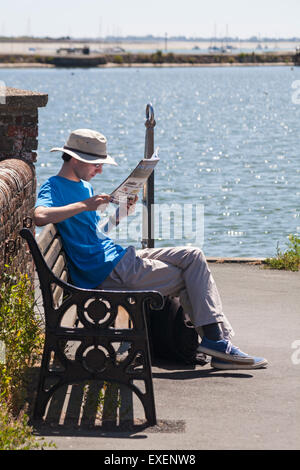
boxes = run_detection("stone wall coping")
[0,87,48,109]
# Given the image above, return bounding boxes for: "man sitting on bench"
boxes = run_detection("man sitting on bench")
[34,128,268,370]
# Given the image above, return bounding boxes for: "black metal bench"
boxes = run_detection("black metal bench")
[20,224,164,426]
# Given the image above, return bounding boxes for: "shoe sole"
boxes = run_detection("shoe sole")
[211,359,268,370]
[197,345,255,364]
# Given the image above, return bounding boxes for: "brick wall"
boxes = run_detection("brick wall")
[0,159,36,275]
[0,87,48,279]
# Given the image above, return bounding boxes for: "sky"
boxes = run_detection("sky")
[0,0,299,39]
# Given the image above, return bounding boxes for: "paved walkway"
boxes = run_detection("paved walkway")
[34,262,300,450]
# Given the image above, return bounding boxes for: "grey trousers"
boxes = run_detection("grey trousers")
[99,245,234,339]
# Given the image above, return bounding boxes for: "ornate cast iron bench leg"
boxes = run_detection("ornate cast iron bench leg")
[32,293,162,426]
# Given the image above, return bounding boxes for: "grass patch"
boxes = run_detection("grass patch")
[0,403,52,450]
[0,266,53,449]
[265,234,300,271]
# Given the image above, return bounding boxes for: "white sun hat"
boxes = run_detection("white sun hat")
[50,128,117,165]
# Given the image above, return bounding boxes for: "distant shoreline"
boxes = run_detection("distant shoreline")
[0,61,295,69]
[0,49,298,68]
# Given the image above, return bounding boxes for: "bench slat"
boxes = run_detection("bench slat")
[52,270,68,307]
[52,253,67,279]
[37,223,58,255]
[44,237,63,270]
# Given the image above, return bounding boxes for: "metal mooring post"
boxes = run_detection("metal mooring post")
[142,103,156,249]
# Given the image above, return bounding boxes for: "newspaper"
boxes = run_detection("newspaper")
[110,148,159,204]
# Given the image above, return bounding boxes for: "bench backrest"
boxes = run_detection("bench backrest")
[36,224,69,308]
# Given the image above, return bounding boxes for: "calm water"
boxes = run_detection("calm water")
[1,66,300,257]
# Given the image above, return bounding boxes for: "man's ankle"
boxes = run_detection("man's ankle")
[201,322,224,341]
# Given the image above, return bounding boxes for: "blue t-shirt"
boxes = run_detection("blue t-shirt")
[35,175,127,289]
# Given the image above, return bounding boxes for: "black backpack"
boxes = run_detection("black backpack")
[147,296,208,366]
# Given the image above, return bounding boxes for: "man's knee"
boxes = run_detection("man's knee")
[184,246,205,260]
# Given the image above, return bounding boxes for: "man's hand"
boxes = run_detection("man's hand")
[83,194,111,212]
[108,195,139,229]
[126,195,138,216]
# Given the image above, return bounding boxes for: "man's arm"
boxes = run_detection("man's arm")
[34,194,111,226]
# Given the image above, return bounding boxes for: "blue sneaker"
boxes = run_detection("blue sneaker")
[197,337,255,364]
[211,356,268,370]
